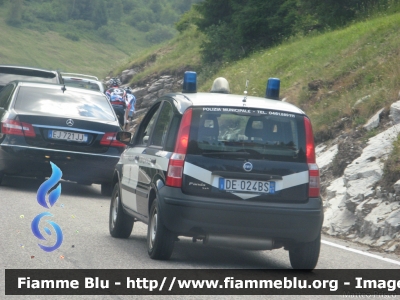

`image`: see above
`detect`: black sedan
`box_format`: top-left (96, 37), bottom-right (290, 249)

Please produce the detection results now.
top-left (0, 81), bottom-right (125, 195)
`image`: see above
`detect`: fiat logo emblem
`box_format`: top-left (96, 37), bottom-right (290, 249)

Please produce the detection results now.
top-left (66, 119), bottom-right (74, 126)
top-left (243, 162), bottom-right (253, 172)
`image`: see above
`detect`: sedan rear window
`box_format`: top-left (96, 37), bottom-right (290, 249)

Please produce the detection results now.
top-left (63, 78), bottom-right (101, 92)
top-left (14, 86), bottom-right (116, 121)
top-left (187, 107), bottom-right (306, 162)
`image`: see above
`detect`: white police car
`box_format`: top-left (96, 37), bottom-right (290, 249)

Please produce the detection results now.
top-left (109, 72), bottom-right (323, 270)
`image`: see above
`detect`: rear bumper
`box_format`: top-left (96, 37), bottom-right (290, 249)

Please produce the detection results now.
top-left (0, 144), bottom-right (119, 183)
top-left (158, 186), bottom-right (323, 244)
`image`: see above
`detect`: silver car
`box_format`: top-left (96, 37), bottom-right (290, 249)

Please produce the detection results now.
top-left (61, 73), bottom-right (105, 93)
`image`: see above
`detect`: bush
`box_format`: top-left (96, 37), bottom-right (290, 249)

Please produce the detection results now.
top-left (98, 26), bottom-right (116, 42)
top-left (175, 9), bottom-right (200, 33)
top-left (200, 22), bottom-right (243, 63)
top-left (136, 21), bottom-right (152, 32)
top-left (145, 25), bottom-right (176, 43)
top-left (70, 20), bottom-right (94, 30)
top-left (62, 32), bottom-right (80, 41)
top-left (22, 10), bottom-right (36, 23)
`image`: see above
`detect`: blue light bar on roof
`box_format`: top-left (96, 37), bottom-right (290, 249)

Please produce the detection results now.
top-left (265, 78), bottom-right (280, 100)
top-left (182, 71), bottom-right (197, 93)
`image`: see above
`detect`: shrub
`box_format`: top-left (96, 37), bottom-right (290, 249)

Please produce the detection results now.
top-left (62, 32), bottom-right (80, 41)
top-left (145, 25), bottom-right (176, 43)
top-left (98, 26), bottom-right (116, 42)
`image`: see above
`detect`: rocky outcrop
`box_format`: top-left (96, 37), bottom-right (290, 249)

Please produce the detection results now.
top-left (389, 100), bottom-right (400, 125)
top-left (320, 123), bottom-right (400, 251)
top-left (363, 108), bottom-right (384, 131)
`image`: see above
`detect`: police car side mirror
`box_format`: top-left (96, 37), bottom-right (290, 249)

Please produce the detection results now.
top-left (116, 131), bottom-right (132, 144)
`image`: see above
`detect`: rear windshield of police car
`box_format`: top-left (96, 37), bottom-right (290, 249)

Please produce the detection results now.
top-left (14, 86), bottom-right (116, 121)
top-left (187, 107), bottom-right (307, 163)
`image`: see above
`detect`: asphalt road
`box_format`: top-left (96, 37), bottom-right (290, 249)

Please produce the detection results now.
top-left (1, 175), bottom-right (399, 300)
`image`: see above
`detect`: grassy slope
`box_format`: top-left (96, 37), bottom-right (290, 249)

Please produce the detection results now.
top-left (112, 26), bottom-right (204, 81)
top-left (0, 18), bottom-right (143, 79)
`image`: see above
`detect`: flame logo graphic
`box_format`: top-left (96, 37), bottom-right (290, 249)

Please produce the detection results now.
top-left (32, 161), bottom-right (63, 252)
top-left (37, 162), bottom-right (62, 209)
top-left (31, 212), bottom-right (63, 252)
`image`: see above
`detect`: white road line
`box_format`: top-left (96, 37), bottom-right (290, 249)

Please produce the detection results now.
top-left (322, 240), bottom-right (400, 266)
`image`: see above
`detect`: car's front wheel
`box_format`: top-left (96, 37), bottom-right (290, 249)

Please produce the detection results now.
top-left (289, 233), bottom-right (321, 270)
top-left (109, 182), bottom-right (134, 238)
top-left (147, 198), bottom-right (175, 260)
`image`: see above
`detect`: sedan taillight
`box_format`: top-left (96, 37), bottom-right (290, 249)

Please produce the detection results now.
top-left (100, 132), bottom-right (126, 147)
top-left (1, 120), bottom-right (36, 137)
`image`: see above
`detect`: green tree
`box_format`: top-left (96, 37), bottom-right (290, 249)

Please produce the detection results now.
top-left (159, 7), bottom-right (178, 25)
top-left (194, 0), bottom-right (297, 62)
top-left (109, 0), bottom-right (123, 23)
top-left (121, 0), bottom-right (136, 13)
top-left (175, 8), bottom-right (201, 33)
top-left (93, 0), bottom-right (108, 29)
top-left (129, 7), bottom-right (154, 26)
top-left (7, 0), bottom-right (23, 26)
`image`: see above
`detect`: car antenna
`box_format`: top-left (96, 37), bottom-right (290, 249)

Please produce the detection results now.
top-left (61, 84), bottom-right (66, 93)
top-left (242, 79), bottom-right (249, 105)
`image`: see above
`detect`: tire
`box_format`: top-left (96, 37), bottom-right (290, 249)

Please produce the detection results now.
top-left (147, 198), bottom-right (175, 260)
top-left (289, 233), bottom-right (321, 270)
top-left (109, 182), bottom-right (134, 238)
top-left (101, 182), bottom-right (113, 196)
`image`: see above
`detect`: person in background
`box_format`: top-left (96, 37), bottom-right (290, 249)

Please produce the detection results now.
top-left (105, 78), bottom-right (127, 127)
top-left (124, 86), bottom-right (136, 131)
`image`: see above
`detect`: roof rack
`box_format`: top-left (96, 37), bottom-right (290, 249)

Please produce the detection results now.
top-left (61, 73), bottom-right (98, 81)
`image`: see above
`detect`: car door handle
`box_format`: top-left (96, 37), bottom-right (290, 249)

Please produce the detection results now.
top-left (151, 159), bottom-right (156, 164)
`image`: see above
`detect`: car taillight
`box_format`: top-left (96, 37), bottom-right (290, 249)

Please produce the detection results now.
top-left (100, 132), bottom-right (126, 147)
top-left (304, 117), bottom-right (320, 197)
top-left (1, 120), bottom-right (36, 137)
top-left (166, 108), bottom-right (192, 187)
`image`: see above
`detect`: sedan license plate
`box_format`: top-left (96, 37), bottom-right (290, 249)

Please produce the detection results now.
top-left (219, 178), bottom-right (275, 194)
top-left (48, 130), bottom-right (88, 142)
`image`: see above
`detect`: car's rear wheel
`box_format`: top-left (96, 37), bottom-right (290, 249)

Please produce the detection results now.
top-left (109, 182), bottom-right (134, 238)
top-left (147, 198), bottom-right (175, 260)
top-left (289, 233), bottom-right (321, 270)
top-left (101, 182), bottom-right (113, 196)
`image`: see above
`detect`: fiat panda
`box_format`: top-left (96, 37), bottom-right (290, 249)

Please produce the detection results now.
top-left (109, 72), bottom-right (323, 270)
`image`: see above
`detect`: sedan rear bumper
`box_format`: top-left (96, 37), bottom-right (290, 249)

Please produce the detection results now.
top-left (0, 144), bottom-right (120, 184)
